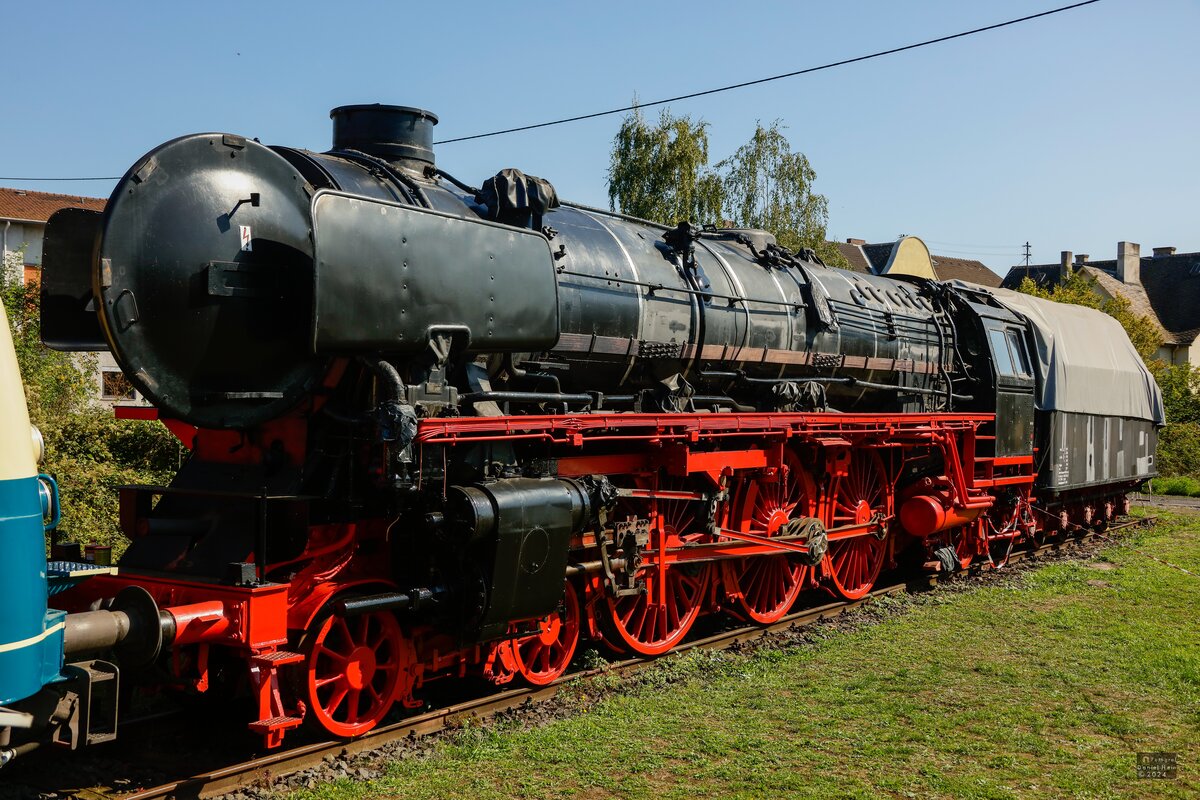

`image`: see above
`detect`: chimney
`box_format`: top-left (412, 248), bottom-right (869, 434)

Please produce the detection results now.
top-left (329, 103), bottom-right (438, 168)
top-left (1060, 250), bottom-right (1073, 282)
top-left (845, 238), bottom-right (866, 245)
top-left (1117, 241), bottom-right (1141, 284)
top-left (1153, 246), bottom-right (1177, 257)
top-left (1074, 253), bottom-right (1090, 266)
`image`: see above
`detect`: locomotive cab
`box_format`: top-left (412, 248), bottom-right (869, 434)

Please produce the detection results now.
top-left (981, 319), bottom-right (1035, 458)
top-left (945, 285), bottom-right (1035, 459)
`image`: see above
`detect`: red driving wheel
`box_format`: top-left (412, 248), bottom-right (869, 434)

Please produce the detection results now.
top-left (302, 609), bottom-right (413, 738)
top-left (725, 448), bottom-right (817, 623)
top-left (825, 450), bottom-right (889, 600)
top-left (602, 476), bottom-right (711, 656)
top-left (510, 581), bottom-right (582, 685)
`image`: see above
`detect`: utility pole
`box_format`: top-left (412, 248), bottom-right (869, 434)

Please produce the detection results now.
top-left (1022, 242), bottom-right (1032, 267)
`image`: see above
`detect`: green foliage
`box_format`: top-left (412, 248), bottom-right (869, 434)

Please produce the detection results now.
top-left (607, 106), bottom-right (724, 227)
top-left (1155, 423), bottom-right (1200, 480)
top-left (41, 413), bottom-right (180, 552)
top-left (716, 120), bottom-right (845, 267)
top-left (1154, 362), bottom-right (1200, 425)
top-left (1148, 475), bottom-right (1200, 497)
top-left (607, 109), bottom-right (848, 269)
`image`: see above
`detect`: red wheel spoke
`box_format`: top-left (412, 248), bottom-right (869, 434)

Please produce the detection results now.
top-left (335, 617), bottom-right (353, 646)
top-left (319, 644), bottom-right (348, 664)
top-left (315, 673), bottom-right (344, 690)
top-left (344, 690), bottom-right (361, 724)
top-left (326, 684), bottom-right (349, 715)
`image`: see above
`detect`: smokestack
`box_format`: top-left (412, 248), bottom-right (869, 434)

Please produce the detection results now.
top-left (1153, 246), bottom-right (1177, 257)
top-left (1060, 250), bottom-right (1073, 282)
top-left (1117, 241), bottom-right (1141, 284)
top-left (845, 238), bottom-right (866, 245)
top-left (330, 104), bottom-right (438, 169)
top-left (1074, 254), bottom-right (1090, 266)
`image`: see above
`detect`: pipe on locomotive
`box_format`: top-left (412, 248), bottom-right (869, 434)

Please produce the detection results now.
top-left (60, 587), bottom-right (245, 665)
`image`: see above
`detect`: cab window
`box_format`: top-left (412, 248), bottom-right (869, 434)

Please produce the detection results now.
top-left (1006, 330), bottom-right (1031, 376)
top-left (988, 328), bottom-right (1016, 376)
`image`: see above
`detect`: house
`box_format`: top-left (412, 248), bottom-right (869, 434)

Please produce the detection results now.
top-left (1001, 242), bottom-right (1200, 366)
top-left (828, 237), bottom-right (1003, 287)
top-left (1, 186), bottom-right (148, 407)
top-left (1, 187), bottom-right (106, 284)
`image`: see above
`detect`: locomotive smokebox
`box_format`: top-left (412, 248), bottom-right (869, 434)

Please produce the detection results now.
top-left (330, 104), bottom-right (438, 167)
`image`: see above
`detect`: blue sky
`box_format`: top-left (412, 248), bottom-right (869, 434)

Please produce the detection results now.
top-left (4, 0), bottom-right (1196, 275)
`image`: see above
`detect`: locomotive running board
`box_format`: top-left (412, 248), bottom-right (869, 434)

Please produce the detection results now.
top-left (309, 190), bottom-right (559, 355)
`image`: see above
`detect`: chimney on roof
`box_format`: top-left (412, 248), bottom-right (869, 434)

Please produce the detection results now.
top-left (1117, 241), bottom-right (1141, 284)
top-left (1060, 251), bottom-right (1073, 282)
top-left (1153, 246), bottom-right (1177, 257)
top-left (1074, 254), bottom-right (1090, 266)
top-left (845, 238), bottom-right (866, 245)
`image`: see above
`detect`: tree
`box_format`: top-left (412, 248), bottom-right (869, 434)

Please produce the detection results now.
top-left (607, 110), bottom-right (847, 268)
top-left (607, 106), bottom-right (724, 226)
top-left (716, 120), bottom-right (843, 266)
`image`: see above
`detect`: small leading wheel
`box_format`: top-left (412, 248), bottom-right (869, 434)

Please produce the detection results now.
top-left (825, 450), bottom-right (889, 600)
top-left (302, 608), bottom-right (413, 738)
top-left (509, 581), bottom-right (582, 686)
top-left (602, 476), bottom-right (710, 656)
top-left (726, 448), bottom-right (817, 623)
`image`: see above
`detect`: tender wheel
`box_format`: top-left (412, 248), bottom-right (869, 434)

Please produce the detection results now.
top-left (509, 581), bottom-right (582, 686)
top-left (825, 450), bottom-right (889, 600)
top-left (602, 476), bottom-right (710, 656)
top-left (302, 609), bottom-right (413, 738)
top-left (725, 448), bottom-right (817, 623)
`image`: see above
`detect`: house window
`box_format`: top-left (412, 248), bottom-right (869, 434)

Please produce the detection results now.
top-left (101, 371), bottom-right (136, 400)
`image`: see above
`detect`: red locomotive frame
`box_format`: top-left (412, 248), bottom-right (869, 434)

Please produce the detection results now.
top-left (62, 406), bottom-right (1130, 748)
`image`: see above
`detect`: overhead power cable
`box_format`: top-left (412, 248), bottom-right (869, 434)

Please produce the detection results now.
top-left (0, 1), bottom-right (1101, 181)
top-left (0, 175), bottom-right (121, 181)
top-left (434, 0), bottom-right (1101, 145)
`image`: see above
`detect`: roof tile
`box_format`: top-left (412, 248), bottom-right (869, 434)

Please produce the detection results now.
top-left (0, 186), bottom-right (106, 222)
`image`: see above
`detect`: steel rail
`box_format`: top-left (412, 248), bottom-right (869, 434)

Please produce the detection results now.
top-left (115, 515), bottom-right (1153, 799)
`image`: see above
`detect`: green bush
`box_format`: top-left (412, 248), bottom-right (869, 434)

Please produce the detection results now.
top-left (1156, 422), bottom-right (1200, 479)
top-left (40, 412), bottom-right (182, 555)
top-left (1148, 475), bottom-right (1200, 497)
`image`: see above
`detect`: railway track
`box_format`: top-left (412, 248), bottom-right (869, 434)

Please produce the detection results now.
top-left (25, 516), bottom-right (1158, 800)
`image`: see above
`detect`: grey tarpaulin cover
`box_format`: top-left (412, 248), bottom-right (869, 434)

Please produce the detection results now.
top-left (972, 285), bottom-right (1165, 424)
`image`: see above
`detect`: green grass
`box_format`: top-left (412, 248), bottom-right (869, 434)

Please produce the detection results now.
top-left (283, 513), bottom-right (1200, 799)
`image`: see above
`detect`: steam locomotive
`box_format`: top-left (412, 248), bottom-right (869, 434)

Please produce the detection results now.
top-left (0, 104), bottom-right (1162, 760)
